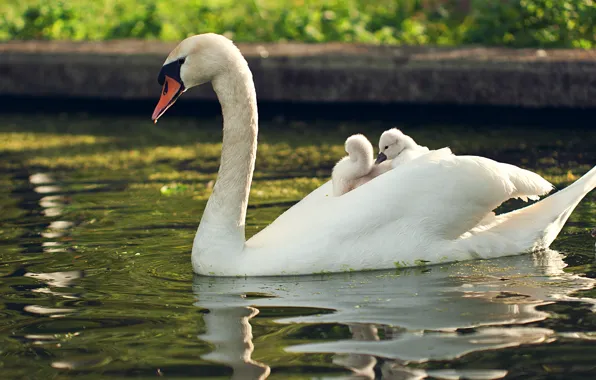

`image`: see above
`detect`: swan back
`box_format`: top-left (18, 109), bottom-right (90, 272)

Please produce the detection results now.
top-left (332, 134), bottom-right (374, 196)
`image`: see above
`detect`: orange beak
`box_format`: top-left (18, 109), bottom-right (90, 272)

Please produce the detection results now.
top-left (151, 75), bottom-right (184, 123)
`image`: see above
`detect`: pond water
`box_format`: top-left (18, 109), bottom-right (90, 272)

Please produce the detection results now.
top-left (0, 113), bottom-right (595, 379)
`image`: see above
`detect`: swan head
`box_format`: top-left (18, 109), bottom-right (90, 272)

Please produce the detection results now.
top-left (591, 227), bottom-right (596, 238)
top-left (344, 134), bottom-right (374, 162)
top-left (376, 128), bottom-right (412, 164)
top-left (152, 33), bottom-right (244, 122)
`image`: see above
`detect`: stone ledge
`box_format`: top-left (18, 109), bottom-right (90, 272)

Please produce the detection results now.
top-left (1, 40), bottom-right (596, 108)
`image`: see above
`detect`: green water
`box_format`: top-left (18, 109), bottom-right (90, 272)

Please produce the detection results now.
top-left (0, 114), bottom-right (595, 379)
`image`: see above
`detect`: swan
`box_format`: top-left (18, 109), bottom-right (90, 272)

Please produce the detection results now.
top-left (331, 134), bottom-right (391, 196)
top-left (375, 128), bottom-right (432, 167)
top-left (151, 33), bottom-right (596, 277)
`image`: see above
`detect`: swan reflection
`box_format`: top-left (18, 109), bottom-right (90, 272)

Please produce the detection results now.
top-left (192, 250), bottom-right (594, 379)
top-left (199, 306), bottom-right (270, 379)
top-left (331, 324), bottom-right (379, 379)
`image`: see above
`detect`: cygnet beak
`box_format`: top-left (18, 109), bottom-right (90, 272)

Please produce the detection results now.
top-left (375, 152), bottom-right (387, 165)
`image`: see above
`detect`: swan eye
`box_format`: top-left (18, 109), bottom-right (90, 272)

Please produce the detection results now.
top-left (384, 145), bottom-right (389, 150)
top-left (178, 57), bottom-right (186, 65)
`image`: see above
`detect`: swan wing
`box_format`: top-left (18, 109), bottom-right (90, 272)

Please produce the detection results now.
top-left (455, 165), bottom-right (596, 258)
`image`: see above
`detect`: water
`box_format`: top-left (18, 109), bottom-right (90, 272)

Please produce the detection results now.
top-left (1, 114), bottom-right (595, 379)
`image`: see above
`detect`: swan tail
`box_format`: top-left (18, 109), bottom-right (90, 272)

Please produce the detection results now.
top-left (458, 166), bottom-right (596, 258)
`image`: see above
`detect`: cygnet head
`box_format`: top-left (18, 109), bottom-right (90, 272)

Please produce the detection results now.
top-left (152, 33), bottom-right (246, 122)
top-left (345, 134), bottom-right (374, 163)
top-left (376, 128), bottom-right (415, 164)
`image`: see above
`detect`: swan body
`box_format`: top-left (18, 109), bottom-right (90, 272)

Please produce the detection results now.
top-left (376, 128), bottom-right (432, 167)
top-left (151, 33), bottom-right (596, 277)
top-left (332, 134), bottom-right (389, 196)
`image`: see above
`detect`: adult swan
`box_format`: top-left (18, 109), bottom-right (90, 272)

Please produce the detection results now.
top-left (151, 33), bottom-right (596, 277)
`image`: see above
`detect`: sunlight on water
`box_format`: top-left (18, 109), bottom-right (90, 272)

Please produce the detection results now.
top-left (0, 115), bottom-right (595, 379)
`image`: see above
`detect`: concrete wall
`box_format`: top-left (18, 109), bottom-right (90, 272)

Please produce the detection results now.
top-left (1, 40), bottom-right (596, 108)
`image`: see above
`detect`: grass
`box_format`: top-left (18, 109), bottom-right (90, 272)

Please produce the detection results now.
top-left (1, 0), bottom-right (595, 48)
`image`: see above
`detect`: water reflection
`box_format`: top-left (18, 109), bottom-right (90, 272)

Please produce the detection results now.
top-left (30, 172), bottom-right (75, 254)
top-left (332, 324), bottom-right (378, 379)
top-left (192, 250), bottom-right (595, 379)
top-left (200, 306), bottom-right (270, 379)
top-left (24, 270), bottom-right (83, 300)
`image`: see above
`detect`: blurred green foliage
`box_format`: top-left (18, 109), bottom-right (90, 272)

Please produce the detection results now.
top-left (0, 0), bottom-right (594, 48)
top-left (467, 0), bottom-right (596, 48)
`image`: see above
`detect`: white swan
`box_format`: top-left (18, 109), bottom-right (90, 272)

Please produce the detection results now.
top-left (151, 33), bottom-right (596, 277)
top-left (332, 134), bottom-right (391, 196)
top-left (375, 128), bottom-right (432, 167)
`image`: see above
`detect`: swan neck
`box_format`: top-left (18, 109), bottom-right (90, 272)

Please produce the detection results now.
top-left (194, 60), bottom-right (258, 266)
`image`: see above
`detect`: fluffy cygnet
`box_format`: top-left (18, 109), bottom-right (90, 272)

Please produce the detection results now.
top-left (332, 134), bottom-right (388, 196)
top-left (376, 128), bottom-right (430, 168)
